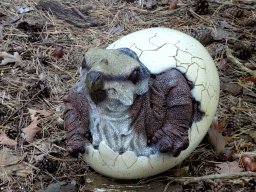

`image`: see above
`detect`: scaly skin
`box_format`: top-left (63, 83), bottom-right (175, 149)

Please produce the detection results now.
top-left (64, 48), bottom-right (204, 158)
top-left (63, 86), bottom-right (91, 157)
top-left (64, 68), bottom-right (200, 157)
top-left (132, 69), bottom-right (193, 157)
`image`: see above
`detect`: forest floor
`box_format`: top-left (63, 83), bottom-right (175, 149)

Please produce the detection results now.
top-left (0, 0), bottom-right (256, 191)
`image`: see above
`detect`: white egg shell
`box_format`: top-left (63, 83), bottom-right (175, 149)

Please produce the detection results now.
top-left (83, 27), bottom-right (220, 179)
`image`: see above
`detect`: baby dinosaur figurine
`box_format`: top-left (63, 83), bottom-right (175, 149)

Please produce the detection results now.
top-left (64, 47), bottom-right (204, 158)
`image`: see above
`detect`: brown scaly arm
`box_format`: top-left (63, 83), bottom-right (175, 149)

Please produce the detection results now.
top-left (63, 87), bottom-right (91, 157)
top-left (151, 69), bottom-right (193, 157)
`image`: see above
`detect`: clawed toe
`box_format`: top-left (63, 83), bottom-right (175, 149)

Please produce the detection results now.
top-left (172, 137), bottom-right (190, 157)
top-left (68, 146), bottom-right (86, 158)
top-left (158, 139), bottom-right (172, 153)
top-left (153, 128), bottom-right (189, 157)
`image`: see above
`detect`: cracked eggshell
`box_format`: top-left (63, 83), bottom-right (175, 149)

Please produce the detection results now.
top-left (83, 27), bottom-right (220, 179)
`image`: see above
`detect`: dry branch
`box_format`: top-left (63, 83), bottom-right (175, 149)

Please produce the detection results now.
top-left (225, 46), bottom-right (256, 76)
top-left (167, 172), bottom-right (256, 185)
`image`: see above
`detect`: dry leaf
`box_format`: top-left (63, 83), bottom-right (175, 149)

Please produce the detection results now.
top-left (21, 119), bottom-right (42, 143)
top-left (208, 116), bottom-right (233, 154)
top-left (0, 132), bottom-right (17, 146)
top-left (28, 108), bottom-right (38, 121)
top-left (16, 166), bottom-right (33, 177)
top-left (245, 77), bottom-right (256, 83)
top-left (241, 155), bottom-right (256, 172)
top-left (0, 148), bottom-right (31, 181)
top-left (28, 108), bottom-right (51, 121)
top-left (217, 161), bottom-right (243, 174)
top-left (0, 148), bottom-right (23, 166)
top-left (37, 109), bottom-right (51, 117)
top-left (0, 52), bottom-right (23, 65)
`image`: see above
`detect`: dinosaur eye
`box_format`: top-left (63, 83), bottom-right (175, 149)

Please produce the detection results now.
top-left (128, 69), bottom-right (140, 85)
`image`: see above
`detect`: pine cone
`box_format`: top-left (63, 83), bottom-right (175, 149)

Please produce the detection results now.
top-left (224, 6), bottom-right (244, 18)
top-left (241, 17), bottom-right (256, 27)
top-left (38, 157), bottom-right (56, 173)
top-left (193, 0), bottom-right (209, 15)
top-left (191, 26), bottom-right (213, 46)
top-left (248, 42), bottom-right (256, 53)
top-left (233, 42), bottom-right (251, 60)
top-left (6, 129), bottom-right (18, 140)
top-left (248, 178), bottom-right (256, 190)
top-left (251, 42), bottom-right (256, 52)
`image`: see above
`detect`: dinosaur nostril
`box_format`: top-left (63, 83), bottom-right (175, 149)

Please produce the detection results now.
top-left (86, 71), bottom-right (103, 87)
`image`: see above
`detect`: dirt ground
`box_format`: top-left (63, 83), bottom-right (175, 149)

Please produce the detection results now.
top-left (0, 0), bottom-right (256, 191)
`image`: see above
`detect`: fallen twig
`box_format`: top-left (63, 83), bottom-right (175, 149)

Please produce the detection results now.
top-left (0, 14), bottom-right (24, 39)
top-left (209, 0), bottom-right (256, 10)
top-left (189, 8), bottom-right (209, 23)
top-left (3, 14), bottom-right (24, 26)
top-left (167, 172), bottom-right (256, 185)
top-left (234, 152), bottom-right (256, 158)
top-left (66, 3), bottom-right (89, 21)
top-left (157, 3), bottom-right (192, 16)
top-left (225, 46), bottom-right (256, 76)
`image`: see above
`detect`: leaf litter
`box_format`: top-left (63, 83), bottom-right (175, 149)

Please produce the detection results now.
top-left (0, 148), bottom-right (32, 181)
top-left (21, 119), bottom-right (42, 143)
top-left (21, 108), bottom-right (51, 143)
top-left (0, 52), bottom-right (23, 66)
top-left (0, 132), bottom-right (17, 146)
top-left (208, 116), bottom-right (233, 154)
top-left (216, 161), bottom-right (243, 174)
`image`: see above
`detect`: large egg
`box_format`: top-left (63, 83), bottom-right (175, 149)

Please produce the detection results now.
top-left (83, 27), bottom-right (220, 179)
